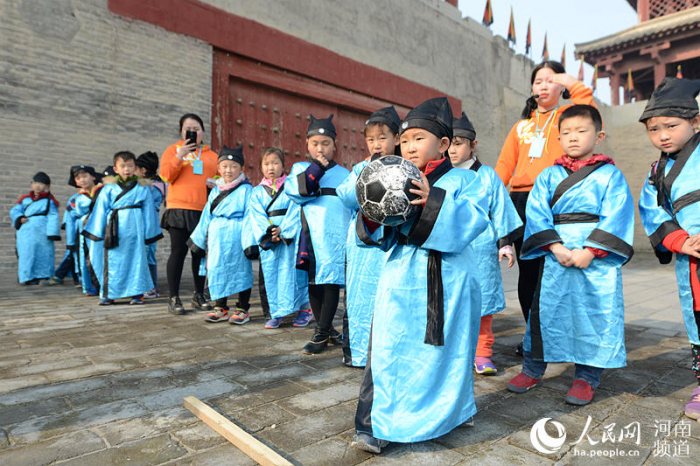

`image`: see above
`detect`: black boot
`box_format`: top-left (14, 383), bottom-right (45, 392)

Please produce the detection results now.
top-left (329, 327), bottom-right (343, 346)
top-left (169, 296), bottom-right (185, 315)
top-left (192, 292), bottom-right (213, 311)
top-left (303, 331), bottom-right (329, 355)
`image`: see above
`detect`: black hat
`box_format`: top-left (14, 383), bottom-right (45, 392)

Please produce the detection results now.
top-left (400, 97), bottom-right (453, 140)
top-left (103, 166), bottom-right (116, 177)
top-left (33, 171), bottom-right (51, 185)
top-left (453, 112), bottom-right (476, 140)
top-left (136, 151), bottom-right (159, 176)
top-left (68, 165), bottom-right (100, 187)
top-left (307, 114), bottom-right (337, 140)
top-left (218, 145), bottom-right (244, 165)
top-left (639, 78), bottom-right (700, 122)
top-left (365, 106), bottom-right (401, 135)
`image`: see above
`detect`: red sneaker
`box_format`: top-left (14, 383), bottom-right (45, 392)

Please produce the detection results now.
top-left (507, 372), bottom-right (542, 394)
top-left (565, 379), bottom-right (595, 405)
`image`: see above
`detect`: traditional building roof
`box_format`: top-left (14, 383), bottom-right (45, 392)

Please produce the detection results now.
top-left (575, 6), bottom-right (700, 59)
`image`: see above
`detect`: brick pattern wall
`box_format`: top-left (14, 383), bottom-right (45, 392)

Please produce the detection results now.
top-left (0, 0), bottom-right (212, 275)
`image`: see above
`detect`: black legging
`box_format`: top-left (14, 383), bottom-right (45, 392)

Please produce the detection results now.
top-left (214, 288), bottom-right (251, 310)
top-left (167, 227), bottom-right (205, 297)
top-left (510, 191), bottom-right (544, 323)
top-left (309, 284), bottom-right (340, 336)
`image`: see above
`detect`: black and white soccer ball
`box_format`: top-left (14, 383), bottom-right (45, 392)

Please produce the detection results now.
top-left (356, 155), bottom-right (421, 226)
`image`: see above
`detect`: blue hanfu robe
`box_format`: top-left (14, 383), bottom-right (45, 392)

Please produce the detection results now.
top-left (354, 160), bottom-right (489, 443)
top-left (62, 193), bottom-right (81, 277)
top-left (189, 182), bottom-right (254, 301)
top-left (82, 179), bottom-right (163, 299)
top-left (145, 183), bottom-right (164, 268)
top-left (336, 159), bottom-right (387, 367)
top-left (285, 160), bottom-right (351, 285)
top-left (639, 132), bottom-right (700, 345)
top-left (10, 194), bottom-right (61, 283)
top-left (247, 183), bottom-right (309, 318)
top-left (521, 161), bottom-right (634, 369)
top-left (73, 190), bottom-right (99, 295)
top-left (463, 160), bottom-right (522, 316)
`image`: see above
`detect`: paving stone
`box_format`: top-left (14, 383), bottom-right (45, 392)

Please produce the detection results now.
top-left (361, 440), bottom-right (465, 465)
top-left (210, 380), bottom-right (308, 414)
top-left (276, 381), bottom-right (360, 416)
top-left (230, 402), bottom-right (298, 433)
top-left (455, 439), bottom-right (550, 465)
top-left (93, 407), bottom-right (198, 447)
top-left (292, 437), bottom-right (372, 466)
top-left (0, 377), bottom-right (109, 405)
top-left (0, 429), bottom-right (106, 466)
top-left (0, 395), bottom-right (72, 426)
top-left (56, 433), bottom-right (187, 466)
top-left (0, 374), bottom-right (49, 394)
top-left (139, 379), bottom-right (246, 411)
top-left (171, 422), bottom-right (228, 451)
top-left (436, 411), bottom-right (524, 456)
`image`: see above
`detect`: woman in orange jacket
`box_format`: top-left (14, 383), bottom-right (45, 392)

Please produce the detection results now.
top-left (160, 113), bottom-right (219, 314)
top-left (495, 61), bottom-right (594, 352)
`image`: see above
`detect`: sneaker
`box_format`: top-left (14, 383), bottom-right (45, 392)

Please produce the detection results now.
top-left (168, 296), bottom-right (186, 315)
top-left (264, 318), bottom-right (282, 329)
top-left (191, 292), bottom-right (213, 312)
top-left (99, 298), bottom-right (115, 306)
top-left (351, 432), bottom-right (389, 454)
top-left (143, 289), bottom-right (160, 299)
top-left (474, 356), bottom-right (498, 375)
top-left (129, 296), bottom-right (144, 305)
top-left (206, 307), bottom-right (230, 323)
top-left (303, 332), bottom-right (329, 354)
top-left (292, 309), bottom-right (314, 328)
top-left (565, 379), bottom-right (595, 406)
top-left (507, 372), bottom-right (542, 394)
top-left (85, 291), bottom-right (98, 297)
top-left (228, 310), bottom-right (250, 325)
top-left (684, 386), bottom-right (700, 420)
top-left (329, 327), bottom-right (343, 346)
top-left (45, 276), bottom-right (63, 286)
top-left (461, 416), bottom-right (475, 427)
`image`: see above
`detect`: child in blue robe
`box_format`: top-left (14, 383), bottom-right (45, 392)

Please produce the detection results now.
top-left (336, 106), bottom-right (400, 368)
top-left (449, 112), bottom-right (522, 375)
top-left (136, 151), bottom-right (166, 299)
top-left (247, 147), bottom-right (311, 329)
top-left (10, 172), bottom-right (61, 285)
top-left (507, 105), bottom-right (634, 406)
top-left (82, 153), bottom-right (163, 304)
top-left (51, 184), bottom-right (80, 286)
top-left (352, 97), bottom-right (489, 453)
top-left (189, 145), bottom-right (254, 324)
top-left (637, 78), bottom-right (700, 420)
top-left (285, 114), bottom-right (351, 354)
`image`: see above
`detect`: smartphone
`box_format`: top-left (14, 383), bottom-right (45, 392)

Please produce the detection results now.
top-left (185, 130), bottom-right (198, 146)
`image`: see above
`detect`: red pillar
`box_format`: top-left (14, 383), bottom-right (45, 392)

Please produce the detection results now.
top-left (654, 62), bottom-right (666, 87)
top-left (610, 72), bottom-right (621, 106)
top-left (638, 0), bottom-right (649, 21)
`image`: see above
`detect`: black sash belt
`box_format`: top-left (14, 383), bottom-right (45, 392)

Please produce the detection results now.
top-left (553, 213), bottom-right (600, 225)
top-left (672, 189), bottom-right (700, 215)
top-left (105, 205), bottom-right (141, 249)
top-left (320, 188), bottom-right (337, 196)
top-left (267, 209), bottom-right (288, 217)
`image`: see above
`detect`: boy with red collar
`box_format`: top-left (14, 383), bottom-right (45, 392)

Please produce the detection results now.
top-left (10, 172), bottom-right (61, 285)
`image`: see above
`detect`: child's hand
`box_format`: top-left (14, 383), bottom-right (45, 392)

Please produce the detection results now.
top-left (498, 245), bottom-right (515, 268)
top-left (570, 248), bottom-right (595, 269)
top-left (20, 217), bottom-right (28, 224)
top-left (270, 226), bottom-right (281, 242)
top-left (686, 234), bottom-right (700, 252)
top-left (680, 238), bottom-right (700, 259)
top-left (312, 154), bottom-right (330, 168)
top-left (550, 242), bottom-right (574, 267)
top-left (409, 173), bottom-right (430, 206)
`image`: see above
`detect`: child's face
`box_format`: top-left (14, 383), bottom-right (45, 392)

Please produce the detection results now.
top-left (114, 158), bottom-right (136, 179)
top-left (74, 171), bottom-right (96, 189)
top-left (219, 160), bottom-right (242, 183)
top-left (400, 128), bottom-right (449, 170)
top-left (134, 166), bottom-right (146, 178)
top-left (31, 181), bottom-right (48, 194)
top-left (261, 153), bottom-right (284, 180)
top-left (532, 67), bottom-right (564, 110)
top-left (448, 136), bottom-right (476, 165)
top-left (558, 115), bottom-right (605, 159)
top-left (645, 116), bottom-right (699, 154)
top-left (307, 135), bottom-right (335, 161)
top-left (364, 124), bottom-right (399, 157)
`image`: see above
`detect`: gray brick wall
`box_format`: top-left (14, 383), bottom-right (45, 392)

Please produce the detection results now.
top-left (0, 0), bottom-right (212, 275)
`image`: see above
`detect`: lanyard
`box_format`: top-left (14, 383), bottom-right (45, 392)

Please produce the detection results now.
top-left (534, 108), bottom-right (557, 137)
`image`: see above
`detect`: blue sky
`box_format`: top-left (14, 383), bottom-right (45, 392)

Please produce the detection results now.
top-left (458, 0), bottom-right (638, 104)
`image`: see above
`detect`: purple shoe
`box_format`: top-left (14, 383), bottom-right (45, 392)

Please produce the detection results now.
top-left (685, 386), bottom-right (700, 420)
top-left (474, 357), bottom-right (498, 375)
top-left (292, 309), bottom-right (314, 328)
top-left (264, 318), bottom-right (282, 329)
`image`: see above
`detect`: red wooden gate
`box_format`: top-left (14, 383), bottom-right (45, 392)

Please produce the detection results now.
top-left (212, 50), bottom-right (409, 183)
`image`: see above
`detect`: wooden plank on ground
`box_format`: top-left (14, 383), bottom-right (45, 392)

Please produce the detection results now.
top-left (184, 395), bottom-right (294, 466)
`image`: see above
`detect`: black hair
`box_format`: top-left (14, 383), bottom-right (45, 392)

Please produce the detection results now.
top-left (520, 61), bottom-right (572, 119)
top-left (259, 147), bottom-right (285, 170)
top-left (363, 121), bottom-right (399, 137)
top-left (559, 105), bottom-right (603, 132)
top-left (178, 113), bottom-right (205, 132)
top-left (113, 151), bottom-right (137, 165)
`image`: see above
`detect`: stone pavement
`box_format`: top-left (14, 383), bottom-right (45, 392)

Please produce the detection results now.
top-left (0, 255), bottom-right (698, 465)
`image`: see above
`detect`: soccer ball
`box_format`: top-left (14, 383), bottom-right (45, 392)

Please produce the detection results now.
top-left (356, 155), bottom-right (421, 226)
